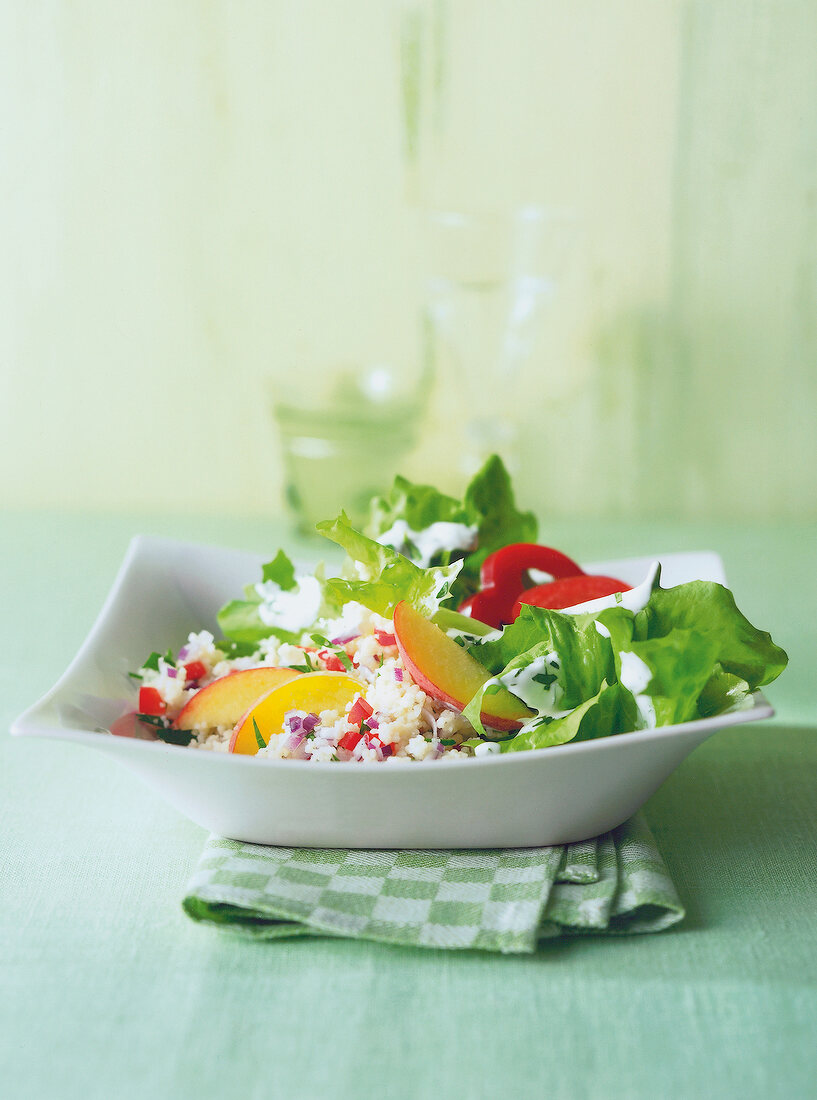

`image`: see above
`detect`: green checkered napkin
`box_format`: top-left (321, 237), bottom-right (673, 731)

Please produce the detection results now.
top-left (182, 813), bottom-right (684, 952)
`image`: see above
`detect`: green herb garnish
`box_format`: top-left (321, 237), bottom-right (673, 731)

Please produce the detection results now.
top-left (135, 713), bottom-right (193, 746)
top-left (287, 651), bottom-right (316, 674)
top-left (310, 634), bottom-right (354, 672)
top-left (132, 649), bottom-right (177, 679)
top-left (252, 717), bottom-right (266, 750)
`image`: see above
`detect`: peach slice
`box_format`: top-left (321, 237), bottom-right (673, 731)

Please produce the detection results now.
top-left (393, 600), bottom-right (532, 732)
top-left (175, 666), bottom-right (301, 732)
top-left (230, 671), bottom-right (362, 755)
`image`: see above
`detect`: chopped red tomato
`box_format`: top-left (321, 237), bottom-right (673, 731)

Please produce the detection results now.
top-left (138, 686), bottom-right (166, 716)
top-left (183, 660), bottom-right (207, 682)
top-left (318, 650), bottom-right (346, 673)
top-left (374, 630), bottom-right (396, 647)
top-left (348, 697), bottom-right (374, 726)
top-left (338, 728), bottom-right (363, 752)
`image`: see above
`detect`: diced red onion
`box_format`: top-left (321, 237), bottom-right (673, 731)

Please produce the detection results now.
top-left (283, 709), bottom-right (322, 751)
top-left (421, 707), bottom-right (438, 738)
top-left (284, 711), bottom-right (303, 734)
top-left (178, 645), bottom-right (190, 661)
top-left (287, 730), bottom-right (306, 751)
top-left (394, 668), bottom-right (404, 682)
top-left (330, 632), bottom-right (359, 645)
top-left (166, 668), bottom-right (177, 679)
top-left (366, 717), bottom-right (379, 729)
top-left (284, 711), bottom-right (307, 749)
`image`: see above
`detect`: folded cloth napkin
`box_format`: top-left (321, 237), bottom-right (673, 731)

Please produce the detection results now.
top-left (182, 813), bottom-right (684, 953)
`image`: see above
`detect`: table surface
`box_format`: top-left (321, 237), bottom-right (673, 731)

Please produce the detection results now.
top-left (2, 510), bottom-right (816, 1100)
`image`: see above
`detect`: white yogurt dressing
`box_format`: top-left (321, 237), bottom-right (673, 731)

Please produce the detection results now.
top-left (254, 575), bottom-right (323, 633)
top-left (474, 741), bottom-right (500, 758)
top-left (376, 520), bottom-right (478, 568)
top-left (618, 649), bottom-right (656, 728)
top-left (564, 561), bottom-right (662, 617)
top-left (498, 652), bottom-right (565, 716)
top-left (319, 600), bottom-right (368, 641)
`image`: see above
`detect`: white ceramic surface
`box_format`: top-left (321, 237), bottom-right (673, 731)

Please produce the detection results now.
top-left (11, 537), bottom-right (774, 848)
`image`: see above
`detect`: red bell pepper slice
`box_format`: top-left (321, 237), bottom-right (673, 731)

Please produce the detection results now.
top-left (481, 543), bottom-right (584, 590)
top-left (513, 574), bottom-right (631, 615)
top-left (459, 543), bottom-right (585, 628)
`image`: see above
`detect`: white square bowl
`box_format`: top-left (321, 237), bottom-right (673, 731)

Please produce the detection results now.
top-left (11, 537), bottom-right (774, 848)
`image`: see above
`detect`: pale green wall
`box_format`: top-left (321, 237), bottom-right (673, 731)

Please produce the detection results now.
top-left (2, 2), bottom-right (815, 520)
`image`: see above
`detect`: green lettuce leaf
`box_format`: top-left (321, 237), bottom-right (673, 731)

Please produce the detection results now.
top-left (460, 454), bottom-right (537, 596)
top-left (598, 606), bottom-right (720, 728)
top-left (366, 454), bottom-right (537, 605)
top-left (367, 479), bottom-right (465, 537)
top-left (316, 512), bottom-right (462, 618)
top-left (696, 664), bottom-right (753, 718)
top-left (463, 606), bottom-right (613, 737)
top-left (469, 603), bottom-right (613, 690)
top-left (431, 606), bottom-right (496, 640)
top-left (217, 587), bottom-right (299, 647)
top-left (631, 580), bottom-right (788, 689)
top-left (596, 579), bottom-right (787, 729)
top-left (464, 573), bottom-right (787, 751)
top-left (501, 682), bottom-right (632, 752)
top-left (261, 549), bottom-right (297, 591)
top-left (216, 552), bottom-right (328, 646)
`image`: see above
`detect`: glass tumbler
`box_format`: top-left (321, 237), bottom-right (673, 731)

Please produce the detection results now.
top-left (420, 205), bottom-right (573, 482)
top-left (271, 352), bottom-right (429, 535)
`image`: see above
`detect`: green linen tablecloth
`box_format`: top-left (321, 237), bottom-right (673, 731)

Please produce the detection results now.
top-left (2, 512), bottom-right (816, 1100)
